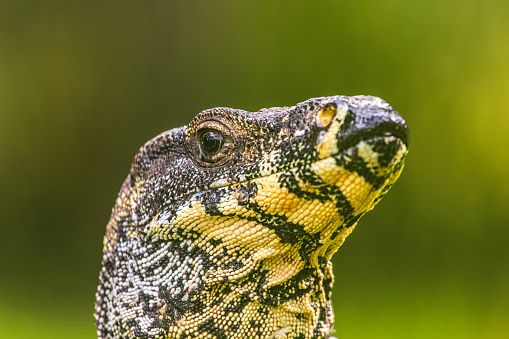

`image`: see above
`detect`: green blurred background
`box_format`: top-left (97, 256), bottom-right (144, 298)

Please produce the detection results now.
top-left (1, 1), bottom-right (508, 338)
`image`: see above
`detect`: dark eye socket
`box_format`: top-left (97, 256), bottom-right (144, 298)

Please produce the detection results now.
top-left (200, 130), bottom-right (223, 154)
top-left (192, 121), bottom-right (235, 167)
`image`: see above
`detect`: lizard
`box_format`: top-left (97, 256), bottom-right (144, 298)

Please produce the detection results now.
top-left (95, 95), bottom-right (409, 339)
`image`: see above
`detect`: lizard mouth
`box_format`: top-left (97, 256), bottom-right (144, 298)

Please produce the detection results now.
top-left (336, 115), bottom-right (409, 153)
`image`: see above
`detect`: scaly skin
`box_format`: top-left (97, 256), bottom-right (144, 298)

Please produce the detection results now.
top-left (95, 95), bottom-right (409, 339)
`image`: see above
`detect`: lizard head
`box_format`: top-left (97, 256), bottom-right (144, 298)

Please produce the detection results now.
top-left (130, 95), bottom-right (408, 281)
top-left (96, 95), bottom-right (408, 338)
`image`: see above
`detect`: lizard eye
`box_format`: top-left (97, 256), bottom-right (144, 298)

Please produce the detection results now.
top-left (200, 130), bottom-right (223, 154)
top-left (192, 122), bottom-right (236, 167)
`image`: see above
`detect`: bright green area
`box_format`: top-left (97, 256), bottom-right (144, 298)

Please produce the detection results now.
top-left (1, 0), bottom-right (508, 338)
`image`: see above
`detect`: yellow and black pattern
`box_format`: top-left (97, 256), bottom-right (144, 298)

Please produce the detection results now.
top-left (95, 95), bottom-right (409, 339)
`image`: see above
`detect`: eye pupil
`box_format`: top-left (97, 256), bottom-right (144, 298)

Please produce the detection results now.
top-left (201, 131), bottom-right (222, 154)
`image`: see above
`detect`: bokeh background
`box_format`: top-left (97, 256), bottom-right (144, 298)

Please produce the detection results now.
top-left (1, 1), bottom-right (508, 338)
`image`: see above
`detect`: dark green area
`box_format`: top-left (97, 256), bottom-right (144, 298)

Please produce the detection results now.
top-left (1, 1), bottom-right (508, 338)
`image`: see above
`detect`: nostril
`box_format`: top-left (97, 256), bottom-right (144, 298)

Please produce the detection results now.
top-left (315, 103), bottom-right (337, 128)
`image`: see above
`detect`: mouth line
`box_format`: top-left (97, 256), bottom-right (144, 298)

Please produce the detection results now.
top-left (337, 132), bottom-right (407, 154)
